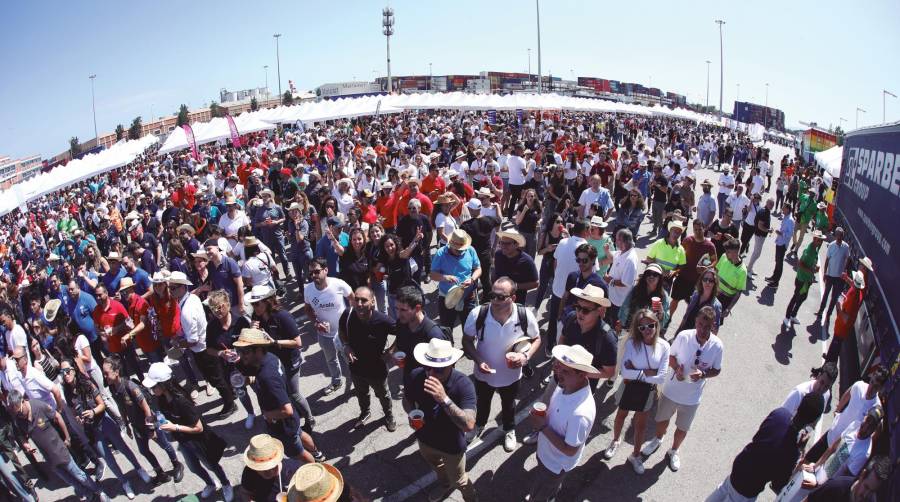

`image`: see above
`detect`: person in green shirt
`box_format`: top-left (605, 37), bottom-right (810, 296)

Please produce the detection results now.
top-left (644, 221), bottom-right (687, 291)
top-left (783, 231), bottom-right (825, 327)
top-left (790, 187), bottom-right (818, 256)
top-left (715, 237), bottom-right (747, 322)
top-left (814, 204), bottom-right (830, 233)
top-left (587, 216), bottom-right (614, 276)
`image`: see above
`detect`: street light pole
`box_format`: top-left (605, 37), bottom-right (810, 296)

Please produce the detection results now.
top-left (264, 65), bottom-right (269, 95)
top-left (715, 19), bottom-right (725, 116)
top-left (705, 60), bottom-right (711, 109)
top-left (89, 74), bottom-right (98, 142)
top-left (273, 34), bottom-right (282, 98)
top-left (382, 7), bottom-right (394, 94)
top-left (856, 107), bottom-right (866, 129)
top-left (736, 83), bottom-right (740, 103)
top-left (765, 82), bottom-right (769, 108)
top-left (528, 48), bottom-right (531, 87)
top-left (883, 89), bottom-right (896, 123)
top-left (536, 0), bottom-right (542, 94)
top-left (429, 62), bottom-right (432, 91)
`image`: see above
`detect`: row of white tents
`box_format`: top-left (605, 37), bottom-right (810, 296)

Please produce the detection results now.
top-left (815, 144), bottom-right (843, 187)
top-left (0, 135), bottom-right (159, 216)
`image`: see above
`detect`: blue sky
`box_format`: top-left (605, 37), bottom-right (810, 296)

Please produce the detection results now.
top-left (2, 0), bottom-right (898, 160)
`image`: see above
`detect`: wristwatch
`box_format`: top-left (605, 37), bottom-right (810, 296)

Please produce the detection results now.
top-left (442, 396), bottom-right (452, 406)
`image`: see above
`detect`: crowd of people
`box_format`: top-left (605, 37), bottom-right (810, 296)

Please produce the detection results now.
top-left (0, 107), bottom-right (890, 502)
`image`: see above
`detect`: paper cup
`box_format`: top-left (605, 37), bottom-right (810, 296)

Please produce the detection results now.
top-left (531, 402), bottom-right (547, 417)
top-left (394, 351), bottom-right (406, 368)
top-left (651, 296), bottom-right (661, 311)
top-left (409, 409), bottom-right (424, 430)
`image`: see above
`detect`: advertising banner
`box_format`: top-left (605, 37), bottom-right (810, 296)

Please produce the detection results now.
top-left (838, 123), bottom-right (900, 485)
top-left (487, 109), bottom-right (497, 125)
top-left (225, 115), bottom-right (241, 148)
top-left (182, 124), bottom-right (199, 161)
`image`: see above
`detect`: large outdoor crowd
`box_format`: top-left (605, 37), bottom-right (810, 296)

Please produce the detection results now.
top-left (0, 108), bottom-right (891, 502)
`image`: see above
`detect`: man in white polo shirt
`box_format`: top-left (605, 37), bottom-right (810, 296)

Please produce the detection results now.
top-left (641, 306), bottom-right (722, 472)
top-left (463, 277), bottom-right (540, 451)
top-left (717, 166), bottom-right (736, 219)
top-left (506, 144), bottom-right (528, 218)
top-left (304, 257), bottom-right (355, 395)
top-left (605, 228), bottom-right (639, 327)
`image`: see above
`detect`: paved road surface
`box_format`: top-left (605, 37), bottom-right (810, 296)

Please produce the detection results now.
top-left (33, 143), bottom-right (835, 502)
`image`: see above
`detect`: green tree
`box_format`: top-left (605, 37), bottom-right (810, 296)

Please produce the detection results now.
top-left (176, 104), bottom-right (189, 127)
top-left (250, 97), bottom-right (259, 112)
top-left (209, 102), bottom-right (225, 118)
top-left (128, 116), bottom-right (143, 140)
top-left (282, 91), bottom-right (293, 106)
top-left (834, 126), bottom-right (845, 146)
top-left (69, 137), bottom-right (81, 157)
top-left (115, 124), bottom-right (125, 141)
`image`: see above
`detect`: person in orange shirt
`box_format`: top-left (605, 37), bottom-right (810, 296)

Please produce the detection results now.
top-left (446, 172), bottom-right (474, 218)
top-left (374, 139), bottom-right (388, 158)
top-left (825, 268), bottom-right (868, 363)
top-left (421, 164), bottom-right (447, 201)
top-left (392, 179), bottom-right (434, 227)
top-left (375, 183), bottom-right (397, 232)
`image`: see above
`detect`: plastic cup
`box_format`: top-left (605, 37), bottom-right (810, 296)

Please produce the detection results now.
top-left (651, 296), bottom-right (661, 311)
top-left (531, 402), bottom-right (547, 417)
top-left (225, 351), bottom-right (240, 363)
top-left (394, 351), bottom-right (406, 368)
top-left (276, 493), bottom-right (288, 502)
top-left (409, 409), bottom-right (424, 430)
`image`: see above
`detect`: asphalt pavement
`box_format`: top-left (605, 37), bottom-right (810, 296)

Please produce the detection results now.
top-left (32, 143), bottom-right (835, 502)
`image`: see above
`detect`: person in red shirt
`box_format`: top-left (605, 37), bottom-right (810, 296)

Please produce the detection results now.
top-left (591, 147), bottom-right (615, 190)
top-left (117, 277), bottom-right (159, 361)
top-left (374, 183), bottom-right (397, 232)
top-left (392, 179), bottom-right (434, 227)
top-left (825, 270), bottom-right (867, 362)
top-left (171, 178), bottom-right (197, 210)
top-left (92, 282), bottom-right (143, 379)
top-left (143, 273), bottom-right (182, 346)
top-left (421, 164), bottom-right (447, 201)
top-left (446, 172), bottom-right (474, 218)
top-left (359, 190), bottom-right (379, 225)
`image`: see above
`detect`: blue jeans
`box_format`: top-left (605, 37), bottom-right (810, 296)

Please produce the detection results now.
top-left (178, 440), bottom-right (230, 488)
top-left (92, 415), bottom-right (142, 489)
top-left (54, 457), bottom-right (102, 500)
top-left (371, 280), bottom-right (387, 314)
top-left (0, 454), bottom-right (33, 502)
top-left (135, 416), bottom-right (178, 472)
top-left (533, 258), bottom-right (553, 309)
top-left (317, 334), bottom-right (342, 384)
top-left (286, 367), bottom-right (313, 423)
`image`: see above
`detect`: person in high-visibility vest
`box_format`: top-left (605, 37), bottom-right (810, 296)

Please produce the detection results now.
top-left (715, 237), bottom-right (747, 323)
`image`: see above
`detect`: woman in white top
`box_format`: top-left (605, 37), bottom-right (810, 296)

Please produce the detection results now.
top-left (434, 192), bottom-right (460, 245)
top-left (605, 308), bottom-right (671, 474)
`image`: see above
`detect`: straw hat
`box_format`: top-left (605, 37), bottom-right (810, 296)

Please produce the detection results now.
top-left (150, 270), bottom-right (171, 284)
top-left (569, 283), bottom-right (611, 307)
top-left (260, 188), bottom-right (275, 198)
top-left (667, 220), bottom-right (686, 232)
top-left (700, 179), bottom-right (714, 187)
top-left (233, 328), bottom-right (275, 348)
top-left (496, 229), bottom-right (526, 248)
top-left (124, 210), bottom-right (141, 221)
top-left (589, 216), bottom-right (608, 228)
top-left (107, 252), bottom-right (122, 262)
top-left (443, 284), bottom-right (467, 309)
top-left (288, 202), bottom-right (302, 212)
top-left (117, 277), bottom-right (136, 294)
top-left (447, 229), bottom-right (472, 251)
top-left (811, 230), bottom-right (826, 240)
top-left (507, 336), bottom-right (533, 354)
top-left (247, 285), bottom-right (276, 303)
top-left (851, 270), bottom-right (866, 289)
top-left (859, 256), bottom-right (874, 272)
top-left (167, 271), bottom-right (193, 286)
top-left (177, 224), bottom-right (196, 235)
top-left (243, 434), bottom-right (285, 472)
top-left (413, 338), bottom-right (464, 368)
top-left (476, 187), bottom-right (494, 199)
top-left (224, 194), bottom-right (238, 205)
top-left (43, 299), bottom-right (62, 322)
top-left (287, 463), bottom-right (344, 502)
top-left (436, 193), bottom-right (456, 205)
top-left (243, 236), bottom-right (261, 248)
top-left (551, 344), bottom-right (602, 378)
top-left (191, 250), bottom-right (209, 261)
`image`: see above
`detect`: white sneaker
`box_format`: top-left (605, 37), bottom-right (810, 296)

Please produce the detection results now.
top-left (136, 467), bottom-right (152, 484)
top-left (666, 449), bottom-right (681, 471)
top-left (205, 385), bottom-right (214, 397)
top-left (503, 430), bottom-right (517, 452)
top-left (244, 414), bottom-right (255, 430)
top-left (628, 454), bottom-right (645, 475)
top-left (602, 440), bottom-right (620, 460)
top-left (200, 484), bottom-right (217, 498)
top-left (782, 317), bottom-right (791, 328)
top-left (190, 389), bottom-right (200, 400)
top-left (640, 437), bottom-right (661, 456)
top-left (222, 484), bottom-right (234, 502)
top-left (123, 481), bottom-right (136, 500)
top-left (791, 317), bottom-right (800, 324)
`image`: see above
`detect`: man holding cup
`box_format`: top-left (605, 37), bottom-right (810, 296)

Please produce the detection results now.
top-left (526, 344), bottom-right (599, 502)
top-left (462, 277), bottom-right (540, 451)
top-left (303, 258), bottom-right (355, 395)
top-left (402, 339), bottom-right (477, 502)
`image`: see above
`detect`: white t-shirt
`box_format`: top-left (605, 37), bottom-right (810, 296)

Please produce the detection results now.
top-left (507, 155), bottom-right (527, 185)
top-left (833, 421), bottom-right (872, 476)
top-left (22, 367), bottom-right (58, 411)
top-left (718, 173), bottom-right (736, 197)
top-left (727, 193), bottom-right (751, 223)
top-left (5, 324), bottom-right (28, 358)
top-left (552, 236), bottom-right (589, 298)
top-left (827, 381), bottom-right (878, 444)
top-left (304, 278), bottom-right (353, 337)
top-left (434, 213), bottom-right (457, 243)
top-left (463, 305), bottom-right (539, 388)
top-left (608, 247), bottom-right (639, 307)
top-left (751, 175), bottom-right (765, 195)
top-left (74, 334), bottom-right (98, 372)
top-left (219, 211), bottom-right (251, 244)
top-left (242, 254), bottom-right (275, 288)
top-left (782, 380), bottom-right (831, 416)
top-left (537, 384), bottom-right (596, 474)
top-left (661, 330), bottom-right (724, 406)
top-left (179, 293), bottom-right (208, 353)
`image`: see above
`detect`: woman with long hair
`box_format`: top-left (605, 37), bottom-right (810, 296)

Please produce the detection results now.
top-left (60, 359), bottom-right (149, 499)
top-left (545, 165), bottom-right (568, 221)
top-left (675, 268), bottom-right (723, 334)
top-left (146, 363), bottom-right (234, 500)
top-left (377, 233), bottom-right (417, 318)
top-left (617, 264), bottom-right (671, 331)
top-left (205, 290), bottom-right (256, 429)
top-left (167, 239), bottom-right (189, 275)
top-left (533, 214), bottom-right (568, 309)
top-left (433, 192), bottom-right (460, 245)
top-left (366, 223), bottom-right (388, 314)
top-left (336, 227), bottom-right (370, 291)
top-left (604, 309), bottom-right (670, 474)
top-left (514, 188), bottom-right (543, 257)
top-left (613, 188), bottom-right (646, 240)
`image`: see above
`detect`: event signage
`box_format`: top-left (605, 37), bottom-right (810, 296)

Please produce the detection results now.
top-left (838, 123), bottom-right (900, 470)
top-left (487, 109), bottom-right (496, 125)
top-left (225, 115), bottom-right (241, 148)
top-left (182, 124), bottom-right (199, 161)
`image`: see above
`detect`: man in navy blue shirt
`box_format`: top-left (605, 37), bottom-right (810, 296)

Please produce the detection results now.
top-left (65, 280), bottom-right (101, 356)
top-left (204, 239), bottom-right (245, 315)
top-left (100, 252), bottom-right (127, 294)
top-left (491, 230), bottom-right (539, 303)
top-left (558, 243), bottom-right (608, 321)
top-left (706, 392), bottom-right (824, 501)
top-left (403, 339), bottom-right (477, 502)
top-left (122, 256), bottom-right (152, 295)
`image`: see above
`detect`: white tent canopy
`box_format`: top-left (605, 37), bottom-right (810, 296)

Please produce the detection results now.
top-left (0, 135), bottom-right (159, 215)
top-left (815, 145), bottom-right (843, 186)
top-left (158, 115), bottom-right (277, 155)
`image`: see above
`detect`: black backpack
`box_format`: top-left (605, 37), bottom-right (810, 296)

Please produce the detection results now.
top-left (474, 303), bottom-right (531, 342)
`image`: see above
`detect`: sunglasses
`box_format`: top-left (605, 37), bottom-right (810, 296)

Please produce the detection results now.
top-left (486, 291), bottom-right (512, 302)
top-left (61, 367), bottom-right (75, 374)
top-left (574, 304), bottom-right (598, 314)
top-left (645, 273), bottom-right (661, 279)
top-left (702, 277), bottom-right (716, 284)
top-left (638, 322), bottom-right (657, 333)
top-left (694, 349), bottom-right (703, 367)
top-left (575, 257), bottom-right (592, 264)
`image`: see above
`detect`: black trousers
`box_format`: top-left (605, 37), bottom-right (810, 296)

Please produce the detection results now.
top-left (349, 370), bottom-right (392, 417)
top-left (474, 378), bottom-right (519, 431)
top-left (193, 350), bottom-right (234, 405)
top-left (507, 184), bottom-right (525, 219)
top-left (818, 276), bottom-right (844, 317)
top-left (785, 279), bottom-right (811, 319)
top-left (770, 244), bottom-right (787, 283)
top-left (740, 221), bottom-right (755, 254)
